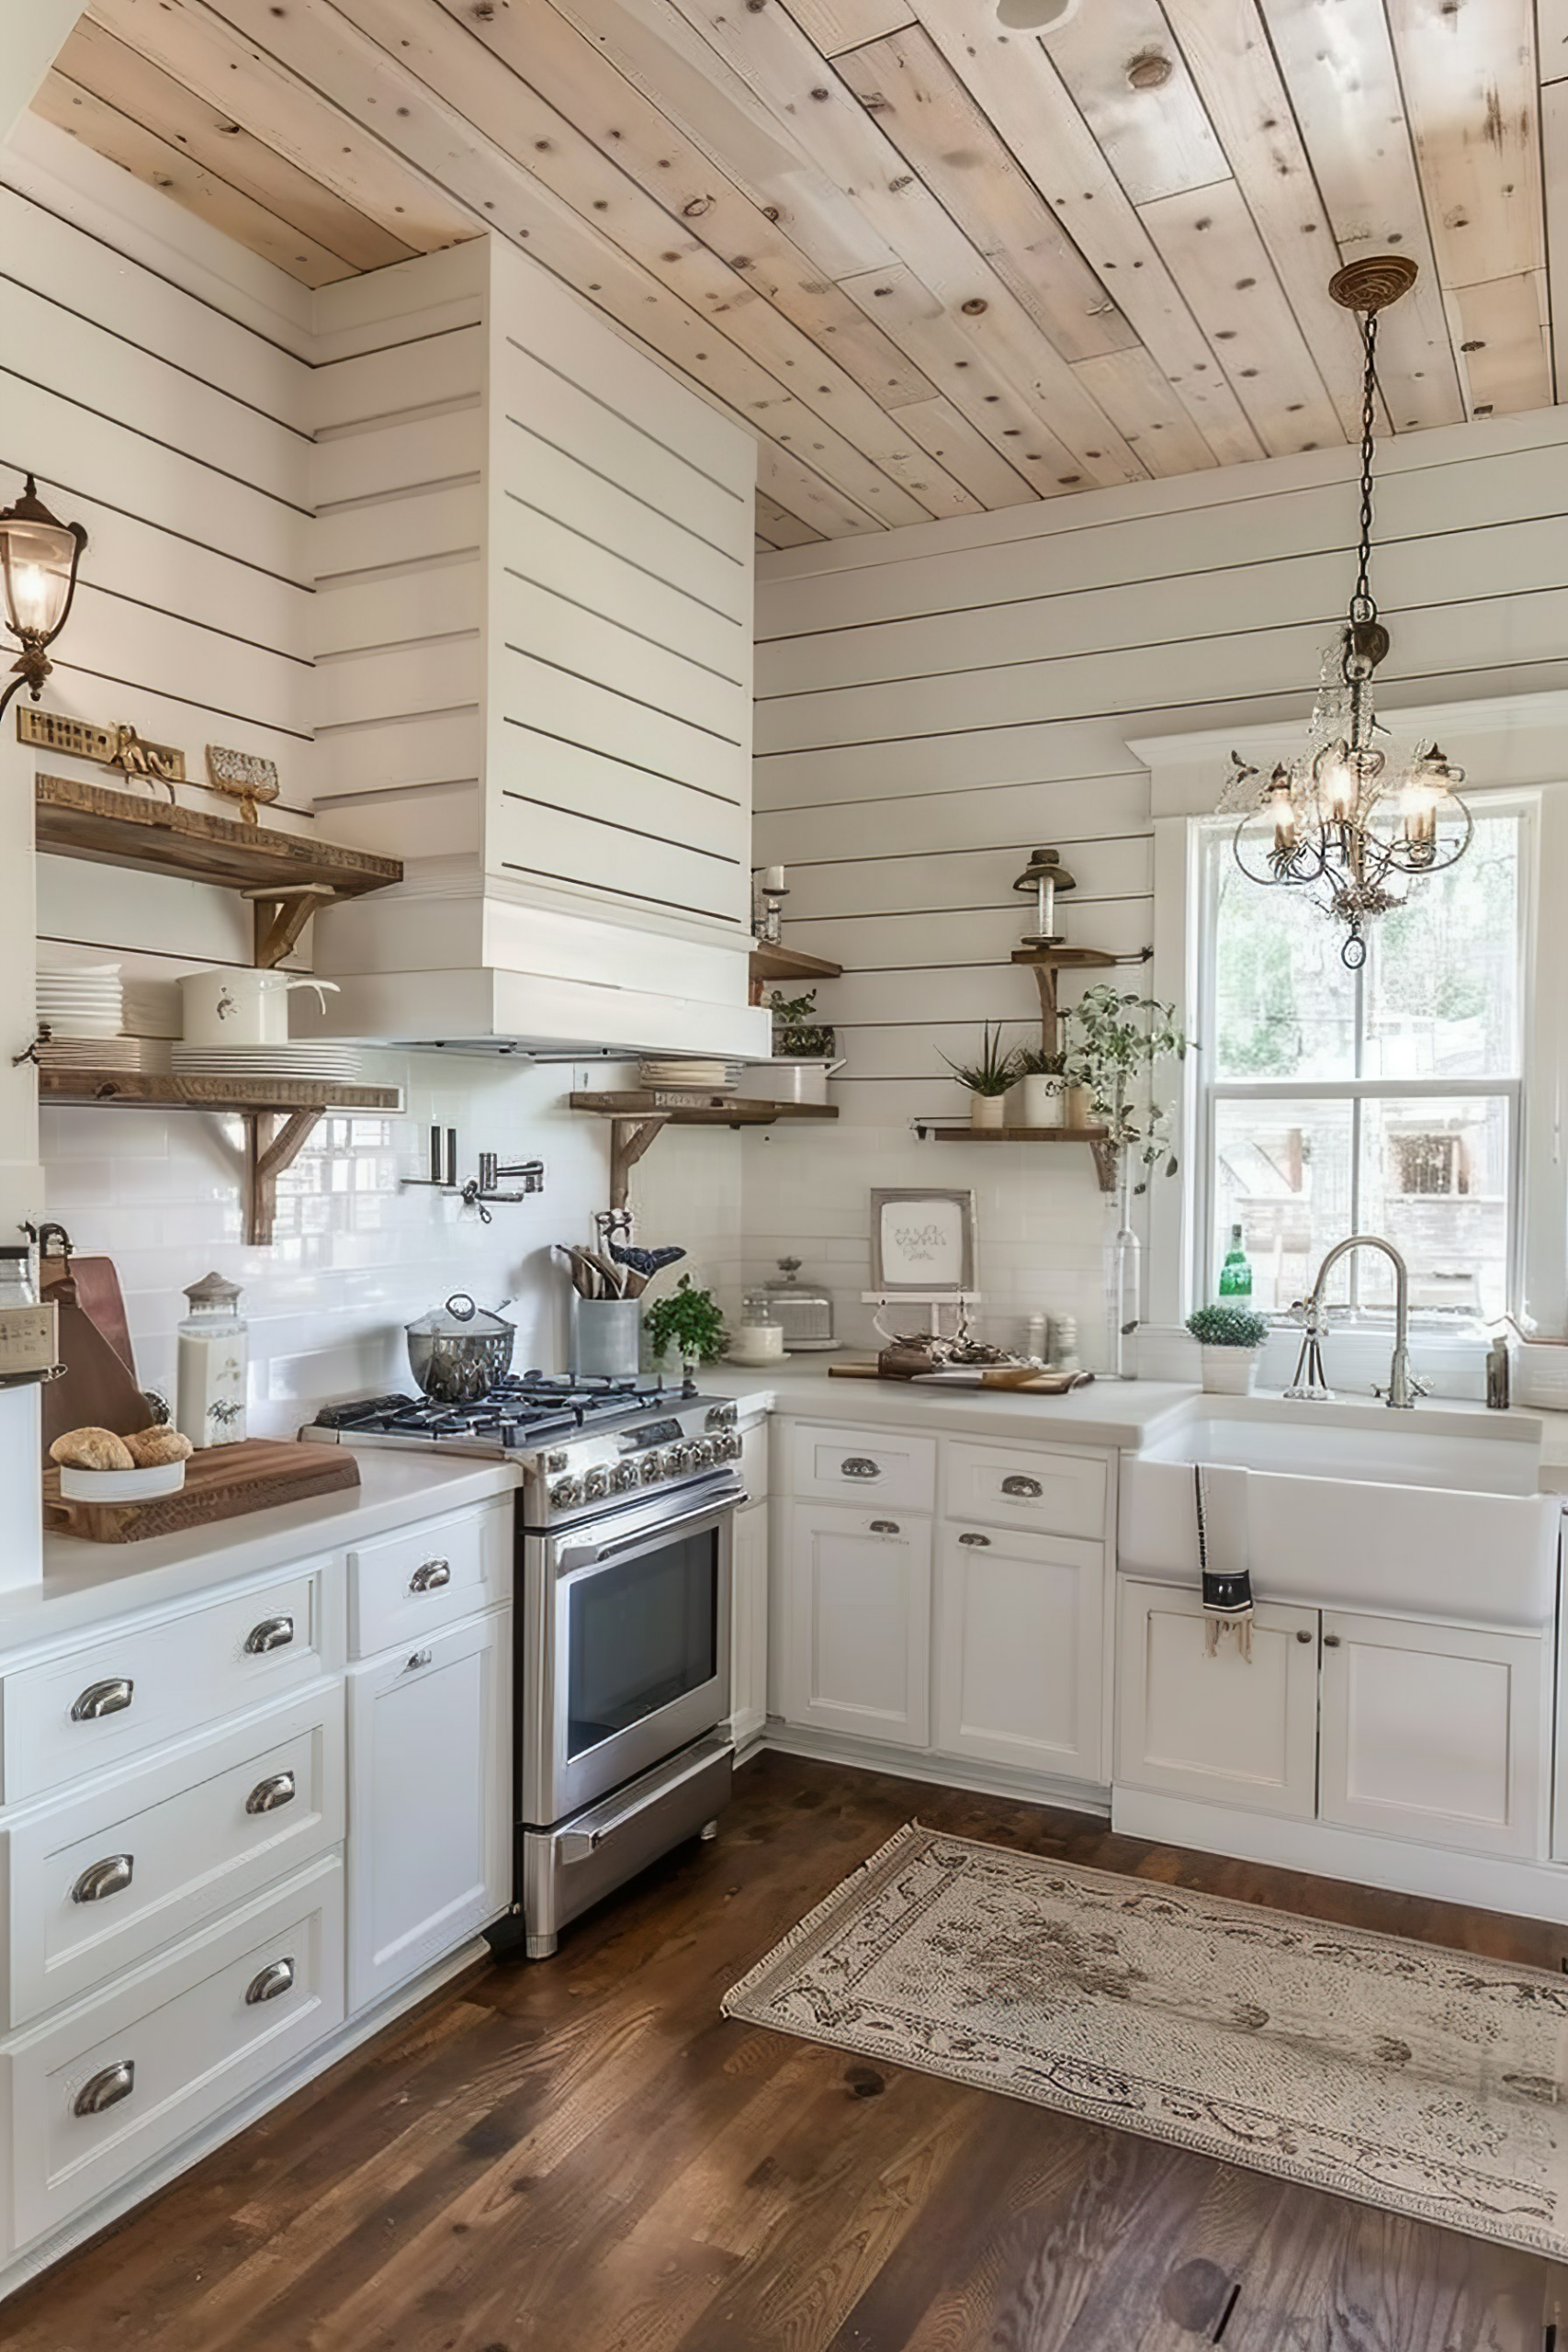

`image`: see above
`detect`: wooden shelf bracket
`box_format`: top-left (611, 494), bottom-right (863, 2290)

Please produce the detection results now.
top-left (609, 1115), bottom-right (668, 1215)
top-left (244, 883), bottom-right (339, 970)
top-left (243, 1108), bottom-right (323, 1246)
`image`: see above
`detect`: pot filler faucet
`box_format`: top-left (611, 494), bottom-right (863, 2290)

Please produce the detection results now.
top-left (1285, 1234), bottom-right (1427, 1410)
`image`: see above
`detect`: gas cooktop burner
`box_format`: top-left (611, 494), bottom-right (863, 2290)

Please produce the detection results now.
top-left (310, 1372), bottom-right (692, 1450)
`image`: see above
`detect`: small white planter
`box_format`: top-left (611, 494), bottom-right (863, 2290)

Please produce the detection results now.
top-left (1014, 1074), bottom-right (1066, 1128)
top-left (1200, 1345), bottom-right (1259, 1396)
top-left (969, 1093), bottom-right (1008, 1131)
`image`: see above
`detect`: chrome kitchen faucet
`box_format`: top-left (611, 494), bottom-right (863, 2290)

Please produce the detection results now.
top-left (1285, 1234), bottom-right (1426, 1410)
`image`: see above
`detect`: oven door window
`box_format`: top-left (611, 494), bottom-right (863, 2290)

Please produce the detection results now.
top-left (567, 1525), bottom-right (719, 1758)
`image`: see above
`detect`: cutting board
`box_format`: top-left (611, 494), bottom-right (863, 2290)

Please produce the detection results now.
top-left (43, 1441), bottom-right (360, 1544)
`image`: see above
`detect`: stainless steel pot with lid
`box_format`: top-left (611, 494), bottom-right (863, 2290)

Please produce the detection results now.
top-left (406, 1293), bottom-right (516, 1403)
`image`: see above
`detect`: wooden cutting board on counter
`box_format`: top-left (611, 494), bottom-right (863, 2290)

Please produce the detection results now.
top-left (43, 1441), bottom-right (360, 1544)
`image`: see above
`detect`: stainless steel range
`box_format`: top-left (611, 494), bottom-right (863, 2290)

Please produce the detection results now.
top-left (308, 1374), bottom-right (744, 1957)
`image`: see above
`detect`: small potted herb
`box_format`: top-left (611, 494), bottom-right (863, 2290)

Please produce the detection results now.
top-left (739, 989), bottom-right (842, 1107)
top-left (645, 1275), bottom-right (728, 1380)
top-left (1186, 1303), bottom-right (1270, 1396)
top-left (942, 1023), bottom-right (1023, 1130)
top-left (1011, 1045), bottom-right (1066, 1128)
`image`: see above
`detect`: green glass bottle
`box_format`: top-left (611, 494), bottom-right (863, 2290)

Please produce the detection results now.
top-left (1218, 1223), bottom-right (1253, 1300)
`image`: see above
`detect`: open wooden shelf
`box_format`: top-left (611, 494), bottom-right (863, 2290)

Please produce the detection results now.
top-left (570, 1088), bottom-right (838, 1213)
top-left (569, 1090), bottom-right (838, 1127)
top-left (914, 1120), bottom-right (1115, 1191)
top-left (749, 943), bottom-right (843, 989)
top-left (36, 773), bottom-right (403, 966)
top-left (40, 1070), bottom-right (403, 1245)
top-left (39, 1072), bottom-right (400, 1115)
top-left (1010, 944), bottom-right (1119, 1053)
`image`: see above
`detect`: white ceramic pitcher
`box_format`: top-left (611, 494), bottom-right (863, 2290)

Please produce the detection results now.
top-left (179, 971), bottom-right (340, 1047)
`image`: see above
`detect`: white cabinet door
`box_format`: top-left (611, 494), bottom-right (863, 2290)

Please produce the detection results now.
top-left (347, 1609), bottom-right (511, 2013)
top-left (935, 1526), bottom-right (1105, 1782)
top-left (1318, 1611), bottom-right (1551, 1859)
top-left (1116, 1581), bottom-right (1319, 1818)
top-left (727, 1499), bottom-right (768, 1752)
top-left (781, 1503), bottom-right (931, 1747)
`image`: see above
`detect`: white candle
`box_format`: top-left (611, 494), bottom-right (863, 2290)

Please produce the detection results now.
top-left (763, 865), bottom-right (786, 893)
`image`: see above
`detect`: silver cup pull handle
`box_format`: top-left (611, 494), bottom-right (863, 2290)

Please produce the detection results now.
top-left (72, 1677), bottom-right (133, 1723)
top-left (406, 1648), bottom-right (434, 1671)
top-left (1001, 1475), bottom-right (1043, 1498)
top-left (71, 1853), bottom-right (134, 1905)
top-left (244, 1957), bottom-right (296, 2006)
top-left (73, 2060), bottom-right (135, 2118)
top-left (244, 1615), bottom-right (295, 1656)
top-left (958, 1531), bottom-right (991, 1547)
top-left (245, 1771), bottom-right (297, 1815)
top-left (409, 1559), bottom-right (451, 1593)
top-left (869, 1519), bottom-right (900, 1535)
top-left (841, 1456), bottom-right (881, 1479)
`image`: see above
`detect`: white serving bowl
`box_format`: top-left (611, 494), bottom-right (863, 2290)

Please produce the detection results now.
top-left (59, 1459), bottom-right (186, 1503)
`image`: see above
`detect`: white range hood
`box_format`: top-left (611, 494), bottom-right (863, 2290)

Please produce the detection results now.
top-left (300, 866), bottom-right (770, 1061)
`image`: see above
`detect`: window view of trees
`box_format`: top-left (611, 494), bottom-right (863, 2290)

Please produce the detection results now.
top-left (1204, 812), bottom-right (1522, 1318)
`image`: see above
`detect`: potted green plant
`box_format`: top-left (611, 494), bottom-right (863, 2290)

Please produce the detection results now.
top-left (941, 1022), bottom-right (1023, 1130)
top-left (738, 989), bottom-right (842, 1107)
top-left (1186, 1303), bottom-right (1270, 1396)
top-left (1011, 1045), bottom-right (1066, 1128)
top-left (644, 1275), bottom-right (728, 1379)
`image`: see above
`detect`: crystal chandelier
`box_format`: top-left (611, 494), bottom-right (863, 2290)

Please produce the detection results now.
top-left (1218, 257), bottom-right (1472, 970)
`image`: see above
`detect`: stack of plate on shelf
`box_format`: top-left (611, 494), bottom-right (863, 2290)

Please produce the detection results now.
top-left (171, 1043), bottom-right (366, 1087)
top-left (637, 1057), bottom-right (741, 1094)
top-left (36, 964), bottom-right (128, 1069)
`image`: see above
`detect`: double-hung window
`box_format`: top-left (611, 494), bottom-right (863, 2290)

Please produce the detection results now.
top-left (1195, 802), bottom-right (1529, 1320)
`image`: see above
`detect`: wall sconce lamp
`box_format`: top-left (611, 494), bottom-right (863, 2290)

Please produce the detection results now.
top-left (1011, 845), bottom-right (1077, 947)
top-left (0, 474), bottom-right (88, 723)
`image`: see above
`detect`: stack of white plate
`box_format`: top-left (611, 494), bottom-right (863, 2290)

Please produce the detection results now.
top-left (37, 1036), bottom-right (151, 1073)
top-left (638, 1057), bottom-right (740, 1091)
top-left (38, 964), bottom-right (124, 1040)
top-left (171, 1043), bottom-right (365, 1086)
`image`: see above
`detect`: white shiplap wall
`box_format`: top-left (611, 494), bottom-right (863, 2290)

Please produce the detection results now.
top-left (5, 120), bottom-right (739, 1429)
top-left (750, 407), bottom-right (1568, 1359)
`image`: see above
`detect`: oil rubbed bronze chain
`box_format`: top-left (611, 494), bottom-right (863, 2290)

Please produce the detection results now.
top-left (1349, 311), bottom-right (1379, 628)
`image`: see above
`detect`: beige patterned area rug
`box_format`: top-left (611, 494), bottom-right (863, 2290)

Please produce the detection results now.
top-left (723, 1823), bottom-right (1568, 2257)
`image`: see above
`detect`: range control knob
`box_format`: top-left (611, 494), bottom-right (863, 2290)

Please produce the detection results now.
top-left (719, 1430), bottom-right (744, 1462)
top-left (693, 1439), bottom-right (716, 1467)
top-left (663, 1444), bottom-right (690, 1475)
top-left (611, 1461), bottom-right (638, 1493)
top-left (639, 1451), bottom-right (664, 1484)
top-left (549, 1476), bottom-right (581, 1510)
top-left (582, 1466), bottom-right (610, 1503)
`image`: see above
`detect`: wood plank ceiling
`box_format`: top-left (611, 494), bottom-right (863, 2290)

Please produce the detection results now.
top-left (29, 0), bottom-right (1560, 546)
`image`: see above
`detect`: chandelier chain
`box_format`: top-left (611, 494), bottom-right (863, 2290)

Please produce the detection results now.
top-left (1350, 311), bottom-right (1379, 626)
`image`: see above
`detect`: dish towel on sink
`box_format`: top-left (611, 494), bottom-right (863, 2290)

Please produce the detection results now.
top-left (1195, 1463), bottom-right (1253, 1659)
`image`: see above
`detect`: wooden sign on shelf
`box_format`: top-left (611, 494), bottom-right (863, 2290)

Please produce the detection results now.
top-left (17, 707), bottom-right (186, 787)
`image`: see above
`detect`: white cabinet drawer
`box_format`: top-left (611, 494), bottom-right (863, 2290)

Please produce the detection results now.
top-left (2, 1853), bottom-right (344, 2255)
top-left (348, 1499), bottom-right (511, 1659)
top-left (3, 1566), bottom-right (335, 1804)
top-left (788, 1421), bottom-right (935, 1512)
top-left (942, 1440), bottom-right (1108, 1541)
top-left (4, 1685), bottom-right (345, 2029)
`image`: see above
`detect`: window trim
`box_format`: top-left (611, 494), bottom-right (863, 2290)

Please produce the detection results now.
top-left (1190, 802), bottom-right (1533, 1322)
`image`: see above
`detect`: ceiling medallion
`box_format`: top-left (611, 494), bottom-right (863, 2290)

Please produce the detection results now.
top-left (1218, 256), bottom-right (1472, 970)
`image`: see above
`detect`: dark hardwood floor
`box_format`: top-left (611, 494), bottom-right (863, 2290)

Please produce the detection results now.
top-left (7, 1751), bottom-right (1568, 2352)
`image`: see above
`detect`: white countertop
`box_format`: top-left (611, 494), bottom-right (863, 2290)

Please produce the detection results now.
top-left (19, 1453), bottom-right (521, 1654)
top-left (704, 1361), bottom-right (1199, 1448)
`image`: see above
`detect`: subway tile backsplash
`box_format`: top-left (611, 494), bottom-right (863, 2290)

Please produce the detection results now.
top-left (41, 1057), bottom-right (743, 1437)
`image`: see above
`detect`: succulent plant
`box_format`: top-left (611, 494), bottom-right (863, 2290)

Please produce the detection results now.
top-left (1186, 1304), bottom-right (1270, 1349)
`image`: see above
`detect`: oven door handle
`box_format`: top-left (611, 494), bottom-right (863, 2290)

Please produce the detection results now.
top-left (558, 1741), bottom-right (730, 1862)
top-left (556, 1481), bottom-right (747, 1575)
